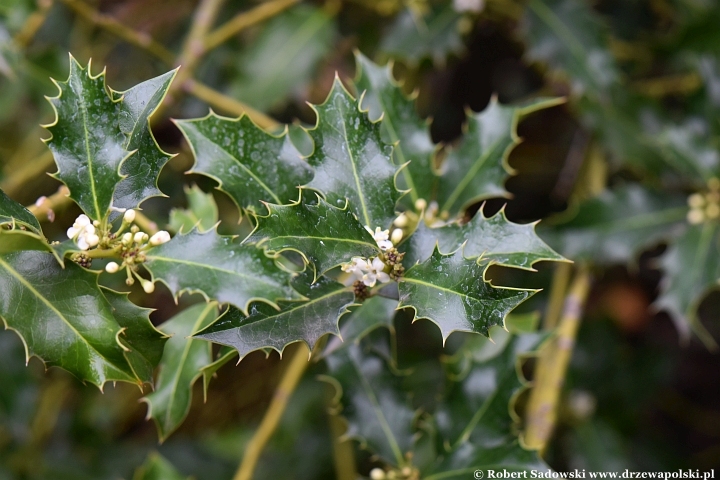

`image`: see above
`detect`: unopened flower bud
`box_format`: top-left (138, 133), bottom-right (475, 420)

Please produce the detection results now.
top-left (370, 469), bottom-right (385, 480)
top-left (393, 213), bottom-right (408, 228)
top-left (391, 228), bottom-right (403, 244)
top-left (142, 280), bottom-right (155, 294)
top-left (149, 230), bottom-right (171, 246)
top-left (687, 209), bottom-right (705, 225)
top-left (122, 232), bottom-right (133, 245)
top-left (134, 231), bottom-right (146, 244)
top-left (105, 262), bottom-right (119, 273)
top-left (414, 198), bottom-right (427, 211)
top-left (86, 234), bottom-right (100, 247)
top-left (123, 209), bottom-right (136, 224)
top-left (688, 193), bottom-right (705, 209)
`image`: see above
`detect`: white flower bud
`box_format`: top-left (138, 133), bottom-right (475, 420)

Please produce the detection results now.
top-left (688, 193), bottom-right (705, 209)
top-left (142, 280), bottom-right (155, 294)
top-left (393, 213), bottom-right (408, 228)
top-left (105, 262), bottom-right (119, 273)
top-left (391, 228), bottom-right (403, 244)
top-left (86, 234), bottom-right (100, 247)
top-left (134, 231), bottom-right (146, 244)
top-left (414, 198), bottom-right (427, 211)
top-left (122, 232), bottom-right (133, 245)
top-left (687, 209), bottom-right (705, 225)
top-left (123, 209), bottom-right (136, 224)
top-left (149, 230), bottom-right (171, 246)
top-left (370, 468), bottom-right (386, 480)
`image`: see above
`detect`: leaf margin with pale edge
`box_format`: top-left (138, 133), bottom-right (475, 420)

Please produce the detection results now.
top-left (398, 247), bottom-right (537, 341)
top-left (0, 188), bottom-right (42, 234)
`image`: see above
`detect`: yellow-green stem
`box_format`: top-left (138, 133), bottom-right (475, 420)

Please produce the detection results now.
top-left (27, 186), bottom-right (70, 222)
top-left (233, 344), bottom-right (310, 480)
top-left (524, 265), bottom-right (591, 452)
top-left (203, 0), bottom-right (299, 51)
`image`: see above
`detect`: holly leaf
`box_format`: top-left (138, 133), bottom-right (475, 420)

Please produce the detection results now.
top-left (0, 229), bottom-right (62, 262)
top-left (326, 295), bottom-right (399, 356)
top-left (133, 452), bottom-right (189, 480)
top-left (0, 250), bottom-right (139, 388)
top-left (195, 271), bottom-right (355, 358)
top-left (0, 187), bottom-right (41, 234)
top-left (324, 342), bottom-right (416, 466)
top-left (246, 195), bottom-right (379, 276)
top-left (655, 223), bottom-right (720, 349)
top-left (103, 288), bottom-right (168, 386)
top-left (111, 69), bottom-right (176, 212)
top-left (230, 4), bottom-right (335, 111)
top-left (141, 302), bottom-right (218, 442)
top-left (199, 346), bottom-right (238, 401)
top-left (542, 184), bottom-right (687, 264)
top-left (168, 185), bottom-right (219, 233)
top-left (144, 228), bottom-right (303, 314)
top-left (305, 78), bottom-right (402, 229)
top-left (354, 53), bottom-right (436, 208)
top-left (379, 5), bottom-right (463, 66)
top-left (44, 56), bottom-right (130, 221)
top-left (398, 248), bottom-right (535, 340)
top-left (175, 113), bottom-right (312, 211)
top-left (435, 98), bottom-right (563, 217)
top-left (403, 207), bottom-right (566, 269)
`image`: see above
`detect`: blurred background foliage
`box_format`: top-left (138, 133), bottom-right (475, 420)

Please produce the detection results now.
top-left (1, 0), bottom-right (720, 478)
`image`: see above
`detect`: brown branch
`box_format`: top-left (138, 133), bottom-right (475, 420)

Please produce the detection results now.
top-left (204, 0), bottom-right (299, 51)
top-left (27, 185), bottom-right (70, 222)
top-left (60, 0), bottom-right (175, 64)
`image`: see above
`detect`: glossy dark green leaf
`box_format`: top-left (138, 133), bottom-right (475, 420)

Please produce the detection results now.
top-left (142, 302), bottom-right (218, 441)
top-left (0, 229), bottom-right (61, 262)
top-left (655, 223), bottom-right (720, 348)
top-left (0, 187), bottom-right (41, 234)
top-left (354, 53), bottom-right (436, 207)
top-left (332, 295), bottom-right (399, 351)
top-left (196, 272), bottom-right (355, 358)
top-left (176, 112), bottom-right (312, 211)
top-left (542, 184), bottom-right (687, 264)
top-left (324, 343), bottom-right (416, 466)
top-left (144, 229), bottom-right (302, 314)
top-left (435, 98), bottom-right (563, 217)
top-left (102, 288), bottom-right (168, 386)
top-left (112, 69), bottom-right (176, 212)
top-left (44, 56), bottom-right (129, 221)
top-left (0, 250), bottom-right (138, 388)
top-left (379, 5), bottom-right (463, 65)
top-left (168, 185), bottom-right (219, 233)
top-left (231, 4), bottom-right (335, 111)
top-left (246, 195), bottom-right (379, 275)
top-left (403, 208), bottom-right (566, 269)
top-left (305, 78), bottom-right (402, 229)
top-left (398, 248), bottom-right (535, 340)
top-left (133, 452), bottom-right (189, 480)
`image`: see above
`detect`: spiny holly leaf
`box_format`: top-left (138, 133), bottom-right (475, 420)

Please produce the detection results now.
top-left (403, 207), bottom-right (566, 268)
top-left (195, 271), bottom-right (355, 358)
top-left (379, 5), bottom-right (463, 66)
top-left (655, 223), bottom-right (720, 348)
top-left (44, 56), bottom-right (130, 221)
top-left (426, 331), bottom-right (548, 477)
top-left (0, 250), bottom-right (139, 388)
top-left (230, 4), bottom-right (335, 111)
top-left (133, 452), bottom-right (189, 480)
top-left (435, 98), bottom-right (563, 217)
top-left (111, 69), bottom-right (176, 212)
top-left (542, 184), bottom-right (687, 264)
top-left (354, 53), bottom-right (436, 208)
top-left (199, 346), bottom-right (237, 401)
top-left (175, 112), bottom-right (312, 212)
top-left (0, 187), bottom-right (41, 234)
top-left (103, 288), bottom-right (167, 386)
top-left (142, 302), bottom-right (217, 442)
top-left (144, 228), bottom-right (302, 314)
top-left (168, 185), bottom-right (219, 233)
top-left (324, 342), bottom-right (416, 467)
top-left (398, 248), bottom-right (535, 340)
top-left (246, 195), bottom-right (379, 276)
top-left (305, 77), bottom-right (402, 230)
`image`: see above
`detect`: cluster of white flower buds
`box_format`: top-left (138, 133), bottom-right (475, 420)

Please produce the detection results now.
top-left (687, 178), bottom-right (720, 225)
top-left (342, 256), bottom-right (391, 287)
top-left (66, 214), bottom-right (100, 250)
top-left (66, 208), bottom-right (171, 294)
top-left (369, 466), bottom-right (417, 480)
